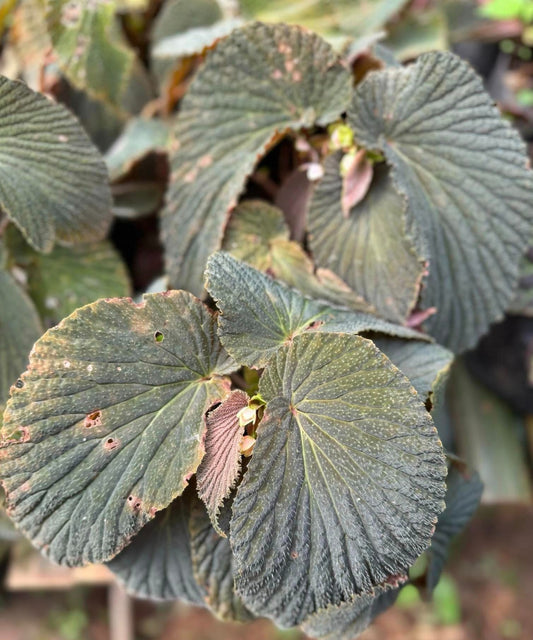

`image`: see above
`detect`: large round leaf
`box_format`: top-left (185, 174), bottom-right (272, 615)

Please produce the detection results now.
top-left (0, 291), bottom-right (235, 566)
top-left (107, 488), bottom-right (207, 604)
top-left (162, 21), bottom-right (352, 295)
top-left (348, 51), bottom-right (533, 352)
top-left (230, 332), bottom-right (446, 626)
top-left (308, 155), bottom-right (424, 324)
top-left (0, 75), bottom-right (112, 253)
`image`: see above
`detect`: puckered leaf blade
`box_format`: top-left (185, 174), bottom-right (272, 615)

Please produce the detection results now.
top-left (106, 488), bottom-right (207, 604)
top-left (190, 496), bottom-right (253, 622)
top-left (0, 291), bottom-right (235, 566)
top-left (230, 332), bottom-right (447, 626)
top-left (163, 22), bottom-right (352, 295)
top-left (308, 155), bottom-right (424, 324)
top-left (348, 51), bottom-right (533, 352)
top-left (205, 252), bottom-right (427, 369)
top-left (0, 75), bottom-right (112, 252)
top-left (196, 390), bottom-right (249, 534)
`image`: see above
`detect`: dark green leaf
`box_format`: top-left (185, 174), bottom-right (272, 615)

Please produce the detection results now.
top-left (348, 51), bottom-right (533, 352)
top-left (0, 291), bottom-right (235, 566)
top-left (106, 488), bottom-right (207, 604)
top-left (230, 332), bottom-right (446, 625)
top-left (308, 156), bottom-right (424, 324)
top-left (0, 75), bottom-right (112, 252)
top-left (426, 463), bottom-right (483, 592)
top-left (0, 245), bottom-right (43, 406)
top-left (163, 22), bottom-right (352, 295)
top-left (205, 252), bottom-right (427, 369)
top-left (190, 496), bottom-right (253, 622)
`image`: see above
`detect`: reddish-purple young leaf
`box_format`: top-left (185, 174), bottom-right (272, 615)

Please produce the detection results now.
top-left (197, 390), bottom-right (249, 534)
top-left (341, 149), bottom-right (373, 216)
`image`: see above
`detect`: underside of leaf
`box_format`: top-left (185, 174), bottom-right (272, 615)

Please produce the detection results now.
top-left (196, 390), bottom-right (249, 535)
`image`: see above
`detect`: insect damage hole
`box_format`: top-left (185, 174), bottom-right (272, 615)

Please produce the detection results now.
top-left (84, 410), bottom-right (102, 428)
top-left (127, 495), bottom-right (142, 511)
top-left (104, 437), bottom-right (119, 451)
top-left (154, 330), bottom-right (164, 343)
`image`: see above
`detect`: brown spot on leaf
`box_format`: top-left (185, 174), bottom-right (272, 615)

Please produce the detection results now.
top-left (292, 70), bottom-right (302, 82)
top-left (84, 410), bottom-right (102, 428)
top-left (184, 168), bottom-right (198, 183)
top-left (104, 437), bottom-right (119, 451)
top-left (271, 69), bottom-right (283, 80)
top-left (291, 551), bottom-right (299, 559)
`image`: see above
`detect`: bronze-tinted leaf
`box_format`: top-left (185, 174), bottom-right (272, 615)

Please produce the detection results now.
top-left (197, 390), bottom-right (249, 534)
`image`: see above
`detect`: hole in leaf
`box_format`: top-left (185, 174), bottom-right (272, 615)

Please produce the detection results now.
top-left (104, 437), bottom-right (119, 451)
top-left (15, 379), bottom-right (24, 389)
top-left (154, 331), bottom-right (164, 342)
top-left (127, 495), bottom-right (142, 511)
top-left (84, 410), bottom-right (102, 428)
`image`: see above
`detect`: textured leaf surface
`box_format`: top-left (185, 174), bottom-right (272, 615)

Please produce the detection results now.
top-left (0, 291), bottom-right (235, 566)
top-left (426, 464), bottom-right (483, 592)
top-left (6, 230), bottom-right (130, 327)
top-left (348, 52), bottom-right (533, 351)
top-left (373, 338), bottom-right (453, 401)
top-left (205, 252), bottom-right (426, 369)
top-left (0, 246), bottom-right (42, 406)
top-left (107, 488), bottom-right (206, 603)
top-left (230, 332), bottom-right (447, 625)
top-left (190, 496), bottom-right (252, 621)
top-left (308, 155), bottom-right (423, 323)
top-left (105, 118), bottom-right (170, 181)
top-left (163, 22), bottom-right (352, 295)
top-left (197, 390), bottom-right (249, 534)
top-left (45, 0), bottom-right (140, 109)
top-left (301, 583), bottom-right (400, 640)
top-left (0, 75), bottom-right (112, 252)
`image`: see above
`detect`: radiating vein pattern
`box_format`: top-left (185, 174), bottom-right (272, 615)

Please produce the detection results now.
top-left (0, 76), bottom-right (111, 252)
top-left (0, 291), bottom-right (235, 566)
top-left (348, 52), bottom-right (533, 351)
top-left (230, 332), bottom-right (446, 626)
